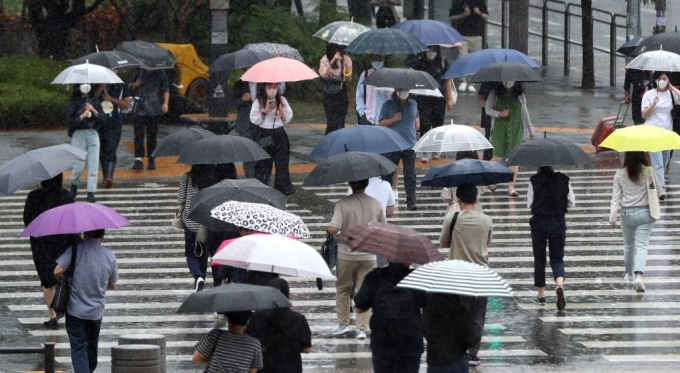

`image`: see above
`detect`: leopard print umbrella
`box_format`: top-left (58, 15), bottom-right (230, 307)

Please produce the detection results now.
top-left (210, 201), bottom-right (310, 239)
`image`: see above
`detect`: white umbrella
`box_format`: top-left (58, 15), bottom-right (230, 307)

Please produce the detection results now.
top-left (397, 260), bottom-right (515, 297)
top-left (313, 21), bottom-right (372, 46)
top-left (210, 201), bottom-right (310, 239)
top-left (51, 62), bottom-right (124, 85)
top-left (376, 86), bottom-right (442, 97)
top-left (626, 49), bottom-right (680, 72)
top-left (413, 121), bottom-right (493, 153)
top-left (213, 234), bottom-right (334, 278)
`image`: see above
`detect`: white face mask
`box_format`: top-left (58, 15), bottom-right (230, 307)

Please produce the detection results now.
top-left (371, 61), bottom-right (384, 70)
top-left (79, 83), bottom-right (91, 94)
top-left (425, 51), bottom-right (438, 60)
top-left (503, 81), bottom-right (515, 89)
top-left (266, 88), bottom-right (277, 98)
top-left (398, 90), bottom-right (410, 100)
top-left (657, 79), bottom-right (669, 89)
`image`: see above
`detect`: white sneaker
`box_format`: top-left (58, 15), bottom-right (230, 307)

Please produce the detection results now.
top-left (624, 274), bottom-right (633, 284)
top-left (421, 157), bottom-right (430, 163)
top-left (392, 189), bottom-right (399, 207)
top-left (195, 277), bottom-right (205, 292)
top-left (634, 274), bottom-right (646, 292)
top-left (333, 324), bottom-right (350, 336)
top-left (467, 85), bottom-right (477, 93)
top-left (356, 329), bottom-right (367, 339)
top-left (458, 82), bottom-right (467, 92)
top-left (433, 153), bottom-right (440, 160)
top-left (659, 188), bottom-right (667, 201)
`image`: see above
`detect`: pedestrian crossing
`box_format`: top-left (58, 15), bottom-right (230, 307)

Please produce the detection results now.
top-left (1, 168), bottom-right (680, 371)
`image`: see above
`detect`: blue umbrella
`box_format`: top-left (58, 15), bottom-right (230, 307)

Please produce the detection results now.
top-left (421, 159), bottom-right (514, 187)
top-left (309, 126), bottom-right (411, 160)
top-left (391, 20), bottom-right (465, 47)
top-left (617, 36), bottom-right (644, 57)
top-left (443, 48), bottom-right (539, 79)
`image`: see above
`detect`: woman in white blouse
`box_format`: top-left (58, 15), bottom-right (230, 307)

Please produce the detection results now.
top-left (249, 83), bottom-right (295, 196)
top-left (609, 152), bottom-right (663, 292)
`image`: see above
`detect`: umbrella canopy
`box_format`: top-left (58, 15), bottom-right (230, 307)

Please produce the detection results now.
top-left (209, 49), bottom-right (276, 74)
top-left (599, 124), bottom-right (680, 152)
top-left (633, 31), bottom-right (680, 56)
top-left (365, 68), bottom-right (439, 90)
top-left (345, 28), bottom-right (429, 56)
top-left (309, 125), bottom-right (411, 160)
top-left (188, 179), bottom-right (287, 231)
top-left (338, 222), bottom-right (444, 265)
top-left (413, 123), bottom-right (493, 153)
top-left (177, 283), bottom-right (291, 314)
top-left (0, 144), bottom-right (86, 195)
top-left (303, 152), bottom-right (397, 186)
top-left (378, 87), bottom-right (443, 97)
top-left (116, 41), bottom-right (176, 70)
top-left (20, 203), bottom-right (131, 237)
top-left (617, 36), bottom-right (645, 57)
top-left (397, 260), bottom-right (515, 297)
top-left (391, 19), bottom-right (465, 47)
top-left (502, 138), bottom-right (591, 166)
top-left (240, 57), bottom-right (318, 83)
top-left (213, 234), bottom-right (334, 278)
top-left (244, 43), bottom-right (304, 62)
top-left (177, 135), bottom-right (270, 165)
top-left (151, 127), bottom-right (215, 157)
top-left (51, 63), bottom-right (123, 85)
top-left (70, 51), bottom-right (146, 70)
top-left (626, 50), bottom-right (680, 72)
top-left (210, 201), bottom-right (310, 239)
top-left (470, 62), bottom-right (543, 83)
top-left (313, 21), bottom-right (372, 46)
top-left (443, 48), bottom-right (539, 79)
top-left (421, 159), bottom-right (515, 187)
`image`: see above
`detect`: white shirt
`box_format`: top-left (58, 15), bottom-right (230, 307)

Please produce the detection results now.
top-left (346, 177), bottom-right (395, 213)
top-left (641, 89), bottom-right (678, 130)
top-left (249, 96), bottom-right (293, 129)
top-left (526, 182), bottom-right (576, 209)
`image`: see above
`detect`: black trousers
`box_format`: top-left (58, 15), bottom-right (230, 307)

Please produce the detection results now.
top-left (632, 96), bottom-right (644, 125)
top-left (468, 297), bottom-right (487, 359)
top-left (416, 96), bottom-right (446, 137)
top-left (98, 123), bottom-right (122, 163)
top-left (530, 216), bottom-right (567, 287)
top-left (254, 127), bottom-right (293, 194)
top-left (133, 115), bottom-right (161, 158)
top-left (373, 351), bottom-right (422, 373)
top-left (481, 108), bottom-right (493, 160)
top-left (323, 87), bottom-right (349, 135)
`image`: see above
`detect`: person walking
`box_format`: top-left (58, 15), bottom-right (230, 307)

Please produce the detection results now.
top-left (477, 82), bottom-right (501, 160)
top-left (319, 43), bottom-right (353, 134)
top-left (440, 151), bottom-right (485, 215)
top-left (623, 69), bottom-right (651, 125)
top-left (527, 166), bottom-right (576, 310)
top-left (485, 81), bottom-right (535, 196)
top-left (249, 82), bottom-right (296, 196)
top-left (609, 152), bottom-right (663, 292)
top-left (54, 229), bottom-right (118, 373)
top-left (327, 179), bottom-right (385, 339)
top-left (449, 0), bottom-right (489, 93)
top-left (232, 79), bottom-right (256, 178)
top-left (67, 83), bottom-right (104, 203)
top-left (129, 68), bottom-right (170, 171)
top-left (356, 55), bottom-right (392, 125)
top-left (94, 82), bottom-right (132, 188)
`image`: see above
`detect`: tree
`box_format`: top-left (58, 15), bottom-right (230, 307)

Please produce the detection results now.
top-left (582, 0), bottom-right (595, 88)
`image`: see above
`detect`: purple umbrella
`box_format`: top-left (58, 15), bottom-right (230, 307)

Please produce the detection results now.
top-left (20, 203), bottom-right (131, 238)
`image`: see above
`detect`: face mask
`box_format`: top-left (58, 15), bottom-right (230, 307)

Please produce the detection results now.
top-left (371, 61), bottom-right (384, 70)
top-left (657, 79), bottom-right (669, 89)
top-left (266, 88), bottom-right (277, 98)
top-left (79, 84), bottom-right (91, 94)
top-left (398, 90), bottom-right (410, 100)
top-left (426, 51), bottom-right (438, 60)
top-left (503, 81), bottom-right (515, 89)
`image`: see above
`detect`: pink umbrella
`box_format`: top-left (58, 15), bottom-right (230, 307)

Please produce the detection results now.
top-left (20, 203), bottom-right (131, 237)
top-left (240, 57), bottom-right (318, 83)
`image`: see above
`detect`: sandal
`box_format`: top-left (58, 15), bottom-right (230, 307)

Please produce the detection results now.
top-left (508, 189), bottom-right (519, 197)
top-left (488, 185), bottom-right (497, 193)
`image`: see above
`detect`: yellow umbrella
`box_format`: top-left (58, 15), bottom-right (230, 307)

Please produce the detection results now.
top-left (599, 124), bottom-right (680, 152)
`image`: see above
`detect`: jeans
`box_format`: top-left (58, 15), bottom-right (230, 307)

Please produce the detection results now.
top-left (385, 150), bottom-right (417, 206)
top-left (649, 150), bottom-right (671, 188)
top-left (65, 314), bottom-right (102, 373)
top-left (620, 206), bottom-right (654, 275)
top-left (427, 355), bottom-right (469, 373)
top-left (372, 351), bottom-right (421, 373)
top-left (71, 129), bottom-right (100, 193)
top-left (336, 258), bottom-right (375, 329)
top-left (530, 216), bottom-right (567, 287)
top-left (133, 115), bottom-right (161, 158)
top-left (184, 228), bottom-right (208, 280)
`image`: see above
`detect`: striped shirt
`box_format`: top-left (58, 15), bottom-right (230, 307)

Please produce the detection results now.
top-left (195, 329), bottom-right (263, 373)
top-left (178, 173), bottom-right (200, 232)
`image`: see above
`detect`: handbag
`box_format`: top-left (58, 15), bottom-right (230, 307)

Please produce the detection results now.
top-left (645, 167), bottom-right (661, 221)
top-left (316, 235), bottom-right (338, 291)
top-left (173, 179), bottom-right (189, 229)
top-left (51, 243), bottom-right (78, 316)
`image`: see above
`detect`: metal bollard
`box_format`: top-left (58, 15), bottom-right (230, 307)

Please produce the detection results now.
top-left (44, 342), bottom-right (55, 373)
top-left (111, 344), bottom-right (161, 373)
top-left (118, 334), bottom-right (167, 373)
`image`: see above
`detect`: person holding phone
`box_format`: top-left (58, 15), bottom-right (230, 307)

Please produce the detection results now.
top-left (449, 0), bottom-right (489, 93)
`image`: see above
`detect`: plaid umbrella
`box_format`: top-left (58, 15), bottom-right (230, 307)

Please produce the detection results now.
top-left (397, 260), bottom-right (515, 297)
top-left (338, 222), bottom-right (444, 264)
top-left (244, 43), bottom-right (304, 62)
top-left (210, 201), bottom-right (310, 239)
top-left (313, 21), bottom-right (371, 46)
top-left (345, 28), bottom-right (429, 56)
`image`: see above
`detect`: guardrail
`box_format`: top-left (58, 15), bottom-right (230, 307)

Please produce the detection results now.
top-left (0, 342), bottom-right (56, 373)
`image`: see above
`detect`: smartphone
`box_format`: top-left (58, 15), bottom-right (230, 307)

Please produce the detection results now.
top-left (268, 101), bottom-right (276, 108)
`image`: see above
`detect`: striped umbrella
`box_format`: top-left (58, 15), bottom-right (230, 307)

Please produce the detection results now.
top-left (397, 260), bottom-right (515, 297)
top-left (345, 28), bottom-right (429, 56)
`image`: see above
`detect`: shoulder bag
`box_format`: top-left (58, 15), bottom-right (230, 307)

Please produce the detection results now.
top-left (316, 235), bottom-right (339, 290)
top-left (51, 241), bottom-right (78, 316)
top-left (448, 211), bottom-right (460, 242)
top-left (173, 179), bottom-right (189, 229)
top-left (645, 167), bottom-right (661, 221)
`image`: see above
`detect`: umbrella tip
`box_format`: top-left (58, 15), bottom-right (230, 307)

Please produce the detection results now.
top-left (350, 16), bottom-right (354, 23)
top-left (544, 131), bottom-right (547, 139)
top-left (344, 144), bottom-right (349, 152)
top-left (95, 44), bottom-right (99, 53)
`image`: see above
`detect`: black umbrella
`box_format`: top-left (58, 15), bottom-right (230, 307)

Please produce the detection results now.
top-left (151, 127), bottom-right (215, 157)
top-left (470, 62), bottom-right (543, 83)
top-left (617, 36), bottom-right (644, 57)
top-left (177, 283), bottom-right (291, 314)
top-left (187, 178), bottom-right (287, 231)
top-left (70, 51), bottom-right (146, 70)
top-left (502, 138), bottom-right (591, 167)
top-left (421, 159), bottom-right (514, 187)
top-left (177, 135), bottom-right (270, 165)
top-left (346, 28), bottom-right (429, 56)
top-left (116, 40), bottom-right (176, 70)
top-left (210, 49), bottom-right (276, 74)
top-left (303, 152), bottom-right (397, 186)
top-left (364, 68), bottom-right (440, 90)
top-left (633, 31), bottom-right (680, 56)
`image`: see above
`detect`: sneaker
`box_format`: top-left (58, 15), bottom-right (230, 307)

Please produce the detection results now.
top-left (533, 297), bottom-right (546, 305)
top-left (433, 153), bottom-right (440, 160)
top-left (467, 85), bottom-right (477, 93)
top-left (43, 317), bottom-right (58, 328)
top-left (624, 273), bottom-right (634, 284)
top-left (421, 157), bottom-right (429, 163)
top-left (406, 204), bottom-right (418, 211)
top-left (86, 193), bottom-right (96, 203)
top-left (283, 185), bottom-right (296, 196)
top-left (69, 184), bottom-right (78, 198)
top-left (556, 286), bottom-right (566, 311)
top-left (195, 277), bottom-right (205, 292)
top-left (356, 329), bottom-right (367, 340)
top-left (659, 188), bottom-right (667, 201)
top-left (468, 355), bottom-right (481, 366)
top-left (634, 274), bottom-right (645, 292)
top-left (104, 177), bottom-right (113, 189)
top-left (132, 158), bottom-right (143, 170)
top-left (458, 82), bottom-right (468, 92)
top-left (332, 324), bottom-right (350, 336)
top-left (147, 158), bottom-right (156, 170)
top-left (392, 189), bottom-right (399, 207)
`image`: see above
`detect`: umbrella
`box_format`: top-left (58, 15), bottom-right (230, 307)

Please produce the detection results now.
top-left (309, 126), bottom-right (411, 160)
top-left (391, 19), bottom-right (465, 47)
top-left (187, 179), bottom-right (287, 231)
top-left (177, 135), bottom-right (270, 165)
top-left (378, 87), bottom-right (443, 97)
top-left (413, 123), bottom-right (493, 154)
top-left (313, 21), bottom-right (371, 46)
top-left (365, 68), bottom-right (440, 90)
top-left (151, 127), bottom-right (215, 157)
top-left (20, 203), bottom-right (131, 237)
top-left (617, 36), bottom-right (645, 57)
top-left (210, 201), bottom-right (310, 239)
top-left (443, 48), bottom-right (539, 79)
top-left (213, 234), bottom-right (334, 278)
top-left (116, 41), bottom-right (176, 70)
top-left (470, 62), bottom-right (543, 83)
top-left (397, 260), bottom-right (515, 297)
top-left (177, 283), bottom-right (291, 314)
top-left (338, 222), bottom-right (444, 264)
top-left (70, 51), bottom-right (146, 70)
top-left (502, 138), bottom-right (591, 166)
top-left (421, 159), bottom-right (515, 187)
top-left (633, 31), bottom-right (680, 56)
top-left (244, 43), bottom-right (304, 62)
top-left (303, 152), bottom-right (397, 186)
top-left (0, 144), bottom-right (86, 195)
top-left (209, 49), bottom-right (276, 74)
top-left (626, 50), bottom-right (680, 72)
top-left (240, 57), bottom-right (318, 83)
top-left (599, 124), bottom-right (680, 152)
top-left (345, 28), bottom-right (429, 56)
top-left (51, 62), bottom-right (124, 85)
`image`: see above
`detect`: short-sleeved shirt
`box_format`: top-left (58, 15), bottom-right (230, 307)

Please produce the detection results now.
top-left (641, 89), bottom-right (678, 130)
top-left (330, 193), bottom-right (386, 261)
top-left (450, 0), bottom-right (488, 37)
top-left (346, 177), bottom-right (395, 214)
top-left (103, 83), bottom-right (133, 126)
top-left (195, 329), bottom-right (263, 373)
top-left (130, 69), bottom-right (169, 117)
top-left (55, 240), bottom-right (118, 320)
top-left (439, 210), bottom-right (492, 265)
top-left (379, 98), bottom-right (419, 148)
